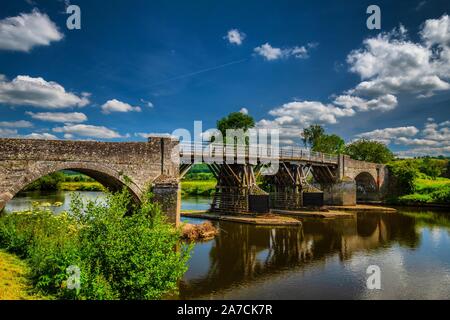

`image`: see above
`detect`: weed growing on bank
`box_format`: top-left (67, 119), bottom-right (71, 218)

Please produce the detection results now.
top-left (0, 189), bottom-right (191, 300)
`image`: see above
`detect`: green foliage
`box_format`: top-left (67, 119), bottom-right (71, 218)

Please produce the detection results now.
top-left (313, 134), bottom-right (345, 154)
top-left (418, 158), bottom-right (447, 179)
top-left (301, 125), bottom-right (325, 148)
top-left (181, 180), bottom-right (216, 196)
top-left (216, 112), bottom-right (255, 138)
top-left (183, 164), bottom-right (215, 181)
top-left (0, 189), bottom-right (191, 300)
top-left (24, 172), bottom-right (65, 191)
top-left (345, 139), bottom-right (394, 163)
top-left (387, 161), bottom-right (419, 195)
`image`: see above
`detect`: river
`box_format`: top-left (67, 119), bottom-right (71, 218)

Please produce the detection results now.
top-left (4, 191), bottom-right (450, 299)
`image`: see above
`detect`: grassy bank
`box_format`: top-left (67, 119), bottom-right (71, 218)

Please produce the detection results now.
top-left (0, 190), bottom-right (191, 300)
top-left (393, 177), bottom-right (450, 205)
top-left (0, 250), bottom-right (50, 300)
top-left (59, 182), bottom-right (104, 192)
top-left (181, 180), bottom-right (216, 197)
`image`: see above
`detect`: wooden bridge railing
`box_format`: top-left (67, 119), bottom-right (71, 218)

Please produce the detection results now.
top-left (178, 142), bottom-right (339, 165)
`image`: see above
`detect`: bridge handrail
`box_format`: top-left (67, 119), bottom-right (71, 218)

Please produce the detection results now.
top-left (178, 142), bottom-right (339, 164)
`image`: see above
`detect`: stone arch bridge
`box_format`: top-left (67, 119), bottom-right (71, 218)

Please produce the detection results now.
top-left (0, 137), bottom-right (388, 225)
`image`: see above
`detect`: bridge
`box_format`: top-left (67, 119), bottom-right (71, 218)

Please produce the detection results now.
top-left (0, 136), bottom-right (388, 225)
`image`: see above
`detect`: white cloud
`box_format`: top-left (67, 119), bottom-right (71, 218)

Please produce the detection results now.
top-left (225, 29), bottom-right (246, 45)
top-left (24, 132), bottom-right (58, 140)
top-left (0, 120), bottom-right (33, 128)
top-left (0, 75), bottom-right (89, 108)
top-left (140, 99), bottom-right (154, 108)
top-left (333, 94), bottom-right (398, 111)
top-left (53, 124), bottom-right (123, 139)
top-left (254, 42), bottom-right (318, 61)
top-left (0, 128), bottom-right (17, 137)
top-left (101, 99), bottom-right (141, 114)
top-left (357, 126), bottom-right (419, 143)
top-left (26, 111), bottom-right (87, 123)
top-left (0, 10), bottom-right (63, 52)
top-left (356, 119), bottom-right (450, 156)
top-left (347, 16), bottom-right (450, 98)
top-left (135, 132), bottom-right (173, 139)
top-left (239, 107), bottom-right (248, 115)
top-left (254, 43), bottom-right (284, 61)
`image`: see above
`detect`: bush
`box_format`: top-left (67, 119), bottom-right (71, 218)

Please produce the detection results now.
top-left (387, 161), bottom-right (419, 195)
top-left (0, 189), bottom-right (191, 300)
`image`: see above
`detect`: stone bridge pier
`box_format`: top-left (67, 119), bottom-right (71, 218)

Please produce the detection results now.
top-left (322, 155), bottom-right (388, 205)
top-left (0, 136), bottom-right (181, 225)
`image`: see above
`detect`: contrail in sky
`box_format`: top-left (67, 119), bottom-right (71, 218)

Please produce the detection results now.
top-left (147, 58), bottom-right (249, 87)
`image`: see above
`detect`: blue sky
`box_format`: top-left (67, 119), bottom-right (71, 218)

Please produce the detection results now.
top-left (0, 0), bottom-right (449, 157)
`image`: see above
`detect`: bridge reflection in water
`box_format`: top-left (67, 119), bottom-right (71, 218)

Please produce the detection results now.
top-left (178, 212), bottom-right (419, 299)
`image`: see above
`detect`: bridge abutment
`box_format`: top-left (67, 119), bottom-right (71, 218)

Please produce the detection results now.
top-left (322, 179), bottom-right (357, 206)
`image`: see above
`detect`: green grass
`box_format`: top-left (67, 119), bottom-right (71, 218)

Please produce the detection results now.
top-left (0, 250), bottom-right (51, 300)
top-left (181, 180), bottom-right (216, 196)
top-left (59, 182), bottom-right (105, 192)
top-left (394, 177), bottom-right (450, 205)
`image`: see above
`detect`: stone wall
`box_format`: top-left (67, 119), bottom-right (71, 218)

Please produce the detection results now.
top-left (0, 137), bottom-right (181, 224)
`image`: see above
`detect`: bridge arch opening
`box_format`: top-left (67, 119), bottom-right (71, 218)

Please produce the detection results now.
top-left (355, 172), bottom-right (378, 202)
top-left (2, 163), bottom-right (142, 212)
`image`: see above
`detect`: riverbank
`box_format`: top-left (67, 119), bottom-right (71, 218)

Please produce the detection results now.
top-left (0, 250), bottom-right (49, 300)
top-left (181, 180), bottom-right (216, 196)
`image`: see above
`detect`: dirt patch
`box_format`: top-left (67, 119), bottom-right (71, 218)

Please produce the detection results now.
top-left (181, 221), bottom-right (218, 241)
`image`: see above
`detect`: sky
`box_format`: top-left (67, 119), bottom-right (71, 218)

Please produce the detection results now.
top-left (0, 0), bottom-right (449, 157)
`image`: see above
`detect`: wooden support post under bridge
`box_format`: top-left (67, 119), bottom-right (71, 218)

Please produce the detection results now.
top-left (208, 163), bottom-right (268, 214)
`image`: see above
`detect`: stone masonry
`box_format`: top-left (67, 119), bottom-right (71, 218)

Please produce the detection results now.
top-left (0, 136), bottom-right (181, 225)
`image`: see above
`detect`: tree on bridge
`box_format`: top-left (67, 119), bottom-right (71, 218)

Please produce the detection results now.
top-left (344, 139), bottom-right (394, 164)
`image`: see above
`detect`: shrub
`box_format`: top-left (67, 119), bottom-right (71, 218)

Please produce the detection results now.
top-left (0, 189), bottom-right (191, 300)
top-left (387, 161), bottom-right (419, 195)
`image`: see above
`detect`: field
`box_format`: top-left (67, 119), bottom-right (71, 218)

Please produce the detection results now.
top-left (181, 180), bottom-right (216, 196)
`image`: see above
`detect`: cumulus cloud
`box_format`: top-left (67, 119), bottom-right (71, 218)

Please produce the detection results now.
top-left (254, 42), bottom-right (317, 61)
top-left (101, 99), bottom-right (141, 114)
top-left (0, 75), bottom-right (89, 108)
top-left (0, 120), bottom-right (33, 128)
top-left (26, 111), bottom-right (87, 123)
top-left (24, 132), bottom-right (58, 140)
top-left (0, 10), bottom-right (63, 52)
top-left (356, 126), bottom-right (419, 144)
top-left (224, 29), bottom-right (246, 45)
top-left (333, 94), bottom-right (398, 112)
top-left (53, 124), bottom-right (123, 139)
top-left (239, 107), bottom-right (248, 115)
top-left (347, 16), bottom-right (450, 98)
top-left (356, 119), bottom-right (450, 156)
top-left (0, 128), bottom-right (18, 137)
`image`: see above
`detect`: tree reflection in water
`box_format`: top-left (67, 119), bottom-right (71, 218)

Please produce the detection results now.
top-left (179, 212), bottom-right (420, 298)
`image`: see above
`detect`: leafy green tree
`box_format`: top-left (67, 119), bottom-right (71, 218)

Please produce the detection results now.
top-left (344, 139), bottom-right (394, 164)
top-left (419, 158), bottom-right (446, 179)
top-left (302, 124), bottom-right (325, 148)
top-left (313, 134), bottom-right (345, 154)
top-left (216, 112), bottom-right (255, 137)
top-left (387, 161), bottom-right (419, 195)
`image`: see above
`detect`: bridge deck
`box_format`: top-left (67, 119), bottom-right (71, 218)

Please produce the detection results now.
top-left (179, 143), bottom-right (339, 165)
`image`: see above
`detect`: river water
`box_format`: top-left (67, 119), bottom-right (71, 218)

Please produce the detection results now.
top-left (4, 191), bottom-right (450, 299)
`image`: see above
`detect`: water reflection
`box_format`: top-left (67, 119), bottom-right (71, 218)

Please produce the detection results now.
top-left (179, 211), bottom-right (436, 299)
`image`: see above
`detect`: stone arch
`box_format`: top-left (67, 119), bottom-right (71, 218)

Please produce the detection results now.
top-left (3, 161), bottom-right (143, 206)
top-left (354, 171), bottom-right (378, 202)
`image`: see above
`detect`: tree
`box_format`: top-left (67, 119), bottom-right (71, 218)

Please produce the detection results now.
top-left (313, 134), bottom-right (345, 154)
top-left (419, 158), bottom-right (446, 179)
top-left (216, 112), bottom-right (255, 144)
top-left (344, 139), bottom-right (394, 164)
top-left (302, 125), bottom-right (325, 148)
top-left (301, 125), bottom-right (344, 154)
top-left (217, 112), bottom-right (255, 136)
